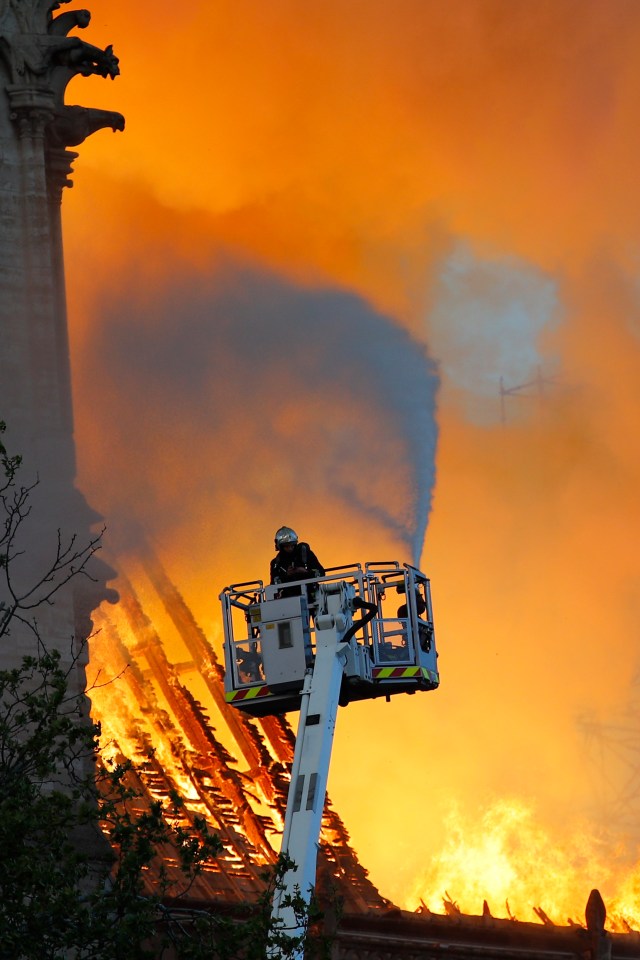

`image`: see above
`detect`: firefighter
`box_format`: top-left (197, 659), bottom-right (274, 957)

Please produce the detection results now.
top-left (270, 526), bottom-right (324, 593)
top-left (397, 585), bottom-right (432, 653)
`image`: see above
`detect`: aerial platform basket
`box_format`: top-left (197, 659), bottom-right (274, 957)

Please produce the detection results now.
top-left (220, 561), bottom-right (439, 718)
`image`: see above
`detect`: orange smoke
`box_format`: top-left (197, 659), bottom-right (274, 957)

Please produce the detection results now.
top-left (64, 0), bottom-right (640, 921)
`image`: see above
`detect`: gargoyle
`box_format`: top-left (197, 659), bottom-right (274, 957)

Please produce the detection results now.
top-left (48, 104), bottom-right (125, 147)
top-left (47, 36), bottom-right (119, 102)
top-left (49, 8), bottom-right (91, 36)
top-left (55, 36), bottom-right (119, 79)
top-left (0, 32), bottom-right (118, 85)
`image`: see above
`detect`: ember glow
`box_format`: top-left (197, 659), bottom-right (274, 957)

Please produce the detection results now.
top-left (65, 0), bottom-right (640, 925)
top-left (408, 798), bottom-right (640, 931)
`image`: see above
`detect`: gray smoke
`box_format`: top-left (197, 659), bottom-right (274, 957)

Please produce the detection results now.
top-left (85, 260), bottom-right (438, 564)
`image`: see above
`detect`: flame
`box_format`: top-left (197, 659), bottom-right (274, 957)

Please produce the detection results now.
top-left (88, 593), bottom-right (281, 865)
top-left (407, 798), bottom-right (640, 930)
top-left (89, 612), bottom-right (209, 809)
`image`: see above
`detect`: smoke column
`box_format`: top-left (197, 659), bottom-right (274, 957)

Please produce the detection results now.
top-left (77, 255), bottom-right (438, 579)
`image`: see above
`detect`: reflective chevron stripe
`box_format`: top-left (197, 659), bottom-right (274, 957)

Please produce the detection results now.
top-left (226, 685), bottom-right (272, 703)
top-left (227, 666), bottom-right (439, 703)
top-left (373, 665), bottom-right (438, 683)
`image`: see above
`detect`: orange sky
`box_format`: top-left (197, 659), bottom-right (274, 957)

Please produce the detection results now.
top-left (63, 0), bottom-right (640, 922)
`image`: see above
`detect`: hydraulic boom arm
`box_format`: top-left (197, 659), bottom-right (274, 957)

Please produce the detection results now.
top-left (270, 581), bottom-right (356, 951)
top-left (219, 562), bottom-right (439, 958)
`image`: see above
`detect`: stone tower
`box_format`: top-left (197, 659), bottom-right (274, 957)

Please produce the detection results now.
top-left (0, 1), bottom-right (122, 667)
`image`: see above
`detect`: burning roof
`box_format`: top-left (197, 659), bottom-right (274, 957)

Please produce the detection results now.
top-left (88, 535), bottom-right (386, 913)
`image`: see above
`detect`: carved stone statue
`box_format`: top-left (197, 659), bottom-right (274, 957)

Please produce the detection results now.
top-left (48, 104), bottom-right (125, 147)
top-left (585, 889), bottom-right (612, 960)
top-left (49, 8), bottom-right (91, 36)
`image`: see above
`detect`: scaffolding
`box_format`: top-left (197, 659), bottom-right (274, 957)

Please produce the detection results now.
top-left (578, 667), bottom-right (640, 834)
top-left (499, 366), bottom-right (560, 424)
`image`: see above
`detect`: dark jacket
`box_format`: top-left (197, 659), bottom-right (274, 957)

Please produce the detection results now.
top-left (270, 542), bottom-right (325, 585)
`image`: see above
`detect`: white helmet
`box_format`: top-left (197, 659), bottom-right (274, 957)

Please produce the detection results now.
top-left (274, 526), bottom-right (298, 549)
